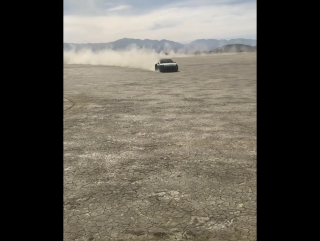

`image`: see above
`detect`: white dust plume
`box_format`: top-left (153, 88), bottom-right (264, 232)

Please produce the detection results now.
top-left (63, 45), bottom-right (193, 71)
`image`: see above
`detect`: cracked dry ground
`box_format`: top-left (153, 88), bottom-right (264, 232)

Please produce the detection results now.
top-left (64, 53), bottom-right (256, 241)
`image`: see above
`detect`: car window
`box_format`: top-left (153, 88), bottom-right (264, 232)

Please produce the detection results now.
top-left (160, 59), bottom-right (173, 63)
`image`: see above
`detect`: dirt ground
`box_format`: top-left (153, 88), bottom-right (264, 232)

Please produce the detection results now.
top-left (63, 52), bottom-right (256, 241)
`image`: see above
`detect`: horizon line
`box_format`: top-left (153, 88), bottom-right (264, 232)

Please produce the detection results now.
top-left (64, 37), bottom-right (257, 45)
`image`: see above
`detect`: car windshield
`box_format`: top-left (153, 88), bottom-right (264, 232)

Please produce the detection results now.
top-left (160, 59), bottom-right (174, 63)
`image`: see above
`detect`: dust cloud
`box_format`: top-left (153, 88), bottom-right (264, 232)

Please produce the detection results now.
top-left (63, 46), bottom-right (193, 71)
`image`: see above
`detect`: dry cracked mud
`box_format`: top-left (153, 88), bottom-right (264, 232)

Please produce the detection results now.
top-left (64, 52), bottom-right (256, 241)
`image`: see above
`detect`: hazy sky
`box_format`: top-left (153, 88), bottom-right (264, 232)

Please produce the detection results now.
top-left (64, 0), bottom-right (256, 43)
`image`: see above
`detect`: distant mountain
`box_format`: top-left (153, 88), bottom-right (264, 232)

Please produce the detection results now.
top-left (64, 38), bottom-right (256, 53)
top-left (64, 38), bottom-right (184, 53)
top-left (185, 38), bottom-right (256, 52)
top-left (109, 38), bottom-right (184, 52)
top-left (209, 44), bottom-right (256, 53)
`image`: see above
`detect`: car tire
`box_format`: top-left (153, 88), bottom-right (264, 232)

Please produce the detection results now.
top-left (155, 64), bottom-right (158, 71)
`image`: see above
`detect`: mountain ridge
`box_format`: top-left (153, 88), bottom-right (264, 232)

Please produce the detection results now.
top-left (64, 37), bottom-right (256, 53)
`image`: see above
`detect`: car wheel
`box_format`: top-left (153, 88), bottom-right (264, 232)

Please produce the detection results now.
top-left (155, 64), bottom-right (158, 71)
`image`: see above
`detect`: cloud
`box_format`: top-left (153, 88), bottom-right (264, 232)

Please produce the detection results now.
top-left (107, 5), bottom-right (131, 12)
top-left (64, 0), bottom-right (256, 43)
top-left (64, 0), bottom-right (256, 15)
top-left (149, 22), bottom-right (180, 30)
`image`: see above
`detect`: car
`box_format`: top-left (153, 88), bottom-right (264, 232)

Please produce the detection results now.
top-left (155, 59), bottom-right (178, 72)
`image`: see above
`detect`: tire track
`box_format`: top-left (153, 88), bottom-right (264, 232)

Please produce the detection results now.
top-left (64, 97), bottom-right (75, 112)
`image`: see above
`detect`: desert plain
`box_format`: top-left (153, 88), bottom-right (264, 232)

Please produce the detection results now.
top-left (63, 52), bottom-right (256, 241)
